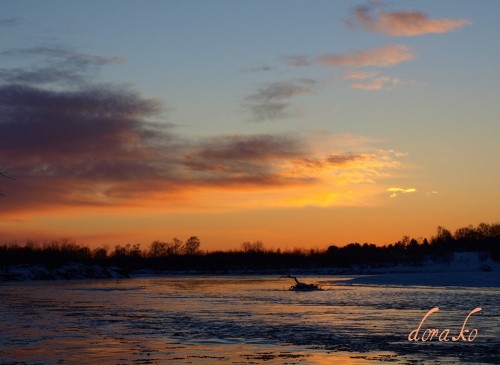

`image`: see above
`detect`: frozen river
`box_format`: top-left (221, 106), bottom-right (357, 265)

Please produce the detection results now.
top-left (1, 276), bottom-right (498, 364)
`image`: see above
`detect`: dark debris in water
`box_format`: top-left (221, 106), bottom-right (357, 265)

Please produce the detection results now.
top-left (243, 351), bottom-right (310, 361)
top-left (187, 354), bottom-right (229, 360)
top-left (350, 353), bottom-right (399, 362)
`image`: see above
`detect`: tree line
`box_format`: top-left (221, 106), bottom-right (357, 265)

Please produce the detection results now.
top-left (0, 223), bottom-right (498, 272)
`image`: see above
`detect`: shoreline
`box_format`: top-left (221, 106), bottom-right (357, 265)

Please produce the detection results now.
top-left (1, 252), bottom-right (499, 288)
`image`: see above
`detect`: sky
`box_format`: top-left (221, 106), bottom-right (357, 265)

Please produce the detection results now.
top-left (1, 0), bottom-right (499, 251)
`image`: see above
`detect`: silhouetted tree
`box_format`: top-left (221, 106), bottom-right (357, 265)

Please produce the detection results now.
top-left (93, 246), bottom-right (108, 261)
top-left (184, 236), bottom-right (201, 255)
top-left (149, 240), bottom-right (169, 257)
top-left (241, 240), bottom-right (264, 253)
top-left (169, 238), bottom-right (184, 255)
top-left (1, 222), bottom-right (499, 277)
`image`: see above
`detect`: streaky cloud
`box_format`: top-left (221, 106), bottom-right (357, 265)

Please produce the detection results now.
top-left (0, 46), bottom-right (125, 66)
top-left (317, 44), bottom-right (414, 68)
top-left (185, 134), bottom-right (306, 183)
top-left (342, 70), bottom-right (380, 80)
top-left (388, 187), bottom-right (416, 198)
top-left (343, 70), bottom-right (401, 90)
top-left (0, 46), bottom-right (124, 86)
top-left (284, 44), bottom-right (414, 71)
top-left (240, 65), bottom-right (275, 73)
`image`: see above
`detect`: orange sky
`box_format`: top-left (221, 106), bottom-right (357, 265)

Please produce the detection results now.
top-left (1, 1), bottom-right (498, 250)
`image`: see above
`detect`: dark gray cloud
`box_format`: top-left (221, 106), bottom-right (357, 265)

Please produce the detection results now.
top-left (326, 154), bottom-right (365, 165)
top-left (299, 154), bottom-right (366, 169)
top-left (0, 80), bottom-right (316, 210)
top-left (185, 134), bottom-right (306, 182)
top-left (0, 81), bottom-right (181, 209)
top-left (0, 46), bottom-right (173, 210)
top-left (244, 79), bottom-right (316, 122)
top-left (0, 84), bottom-right (164, 160)
top-left (0, 72), bottom-right (314, 211)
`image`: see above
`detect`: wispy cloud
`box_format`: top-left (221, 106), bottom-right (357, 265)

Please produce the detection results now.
top-left (240, 65), bottom-right (275, 73)
top-left (349, 2), bottom-right (471, 37)
top-left (244, 79), bottom-right (316, 121)
top-left (284, 44), bottom-right (414, 70)
top-left (0, 17), bottom-right (22, 27)
top-left (0, 46), bottom-right (124, 86)
top-left (342, 70), bottom-right (379, 80)
top-left (388, 187), bottom-right (416, 198)
top-left (343, 70), bottom-right (403, 91)
top-left (282, 55), bottom-right (312, 67)
top-left (318, 44), bottom-right (414, 68)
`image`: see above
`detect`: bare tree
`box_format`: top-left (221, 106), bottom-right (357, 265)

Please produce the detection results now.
top-left (241, 240), bottom-right (264, 253)
top-left (0, 165), bottom-right (15, 197)
top-left (149, 240), bottom-right (169, 257)
top-left (184, 236), bottom-right (201, 255)
top-left (168, 238), bottom-right (184, 255)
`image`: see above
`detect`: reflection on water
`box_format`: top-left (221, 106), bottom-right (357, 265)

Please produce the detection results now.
top-left (0, 276), bottom-right (498, 364)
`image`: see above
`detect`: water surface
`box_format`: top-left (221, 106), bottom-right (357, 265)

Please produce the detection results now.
top-left (1, 276), bottom-right (498, 364)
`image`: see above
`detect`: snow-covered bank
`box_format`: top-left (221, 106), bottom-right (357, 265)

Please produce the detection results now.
top-left (0, 263), bottom-right (127, 281)
top-left (341, 271), bottom-right (499, 287)
top-left (338, 252), bottom-right (500, 288)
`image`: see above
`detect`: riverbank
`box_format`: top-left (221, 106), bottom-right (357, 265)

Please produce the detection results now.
top-left (1, 252), bottom-right (499, 286)
top-left (0, 263), bottom-right (127, 281)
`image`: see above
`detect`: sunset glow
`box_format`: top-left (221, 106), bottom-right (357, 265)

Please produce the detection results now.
top-left (1, 1), bottom-right (499, 250)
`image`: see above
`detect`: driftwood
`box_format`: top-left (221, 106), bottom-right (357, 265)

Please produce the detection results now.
top-left (282, 275), bottom-right (321, 291)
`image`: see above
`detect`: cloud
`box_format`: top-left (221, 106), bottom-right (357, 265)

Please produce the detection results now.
top-left (0, 83), bottom-right (178, 209)
top-left (184, 134), bottom-right (308, 185)
top-left (318, 44), bottom-right (414, 68)
top-left (426, 190), bottom-right (441, 196)
top-left (349, 77), bottom-right (400, 90)
top-left (240, 65), bottom-right (275, 73)
top-left (0, 80), bottom-right (404, 212)
top-left (349, 2), bottom-right (471, 37)
top-left (342, 70), bottom-right (379, 80)
top-left (1, 89), bottom-right (405, 211)
top-left (244, 79), bottom-right (316, 121)
top-left (388, 187), bottom-right (416, 198)
top-left (0, 18), bottom-right (22, 27)
top-left (285, 44), bottom-right (414, 70)
top-left (283, 55), bottom-right (312, 67)
top-left (0, 84), bottom-right (164, 159)
top-left (0, 47), bottom-right (407, 213)
top-left (0, 46), bottom-right (124, 86)
top-left (342, 70), bottom-right (408, 91)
